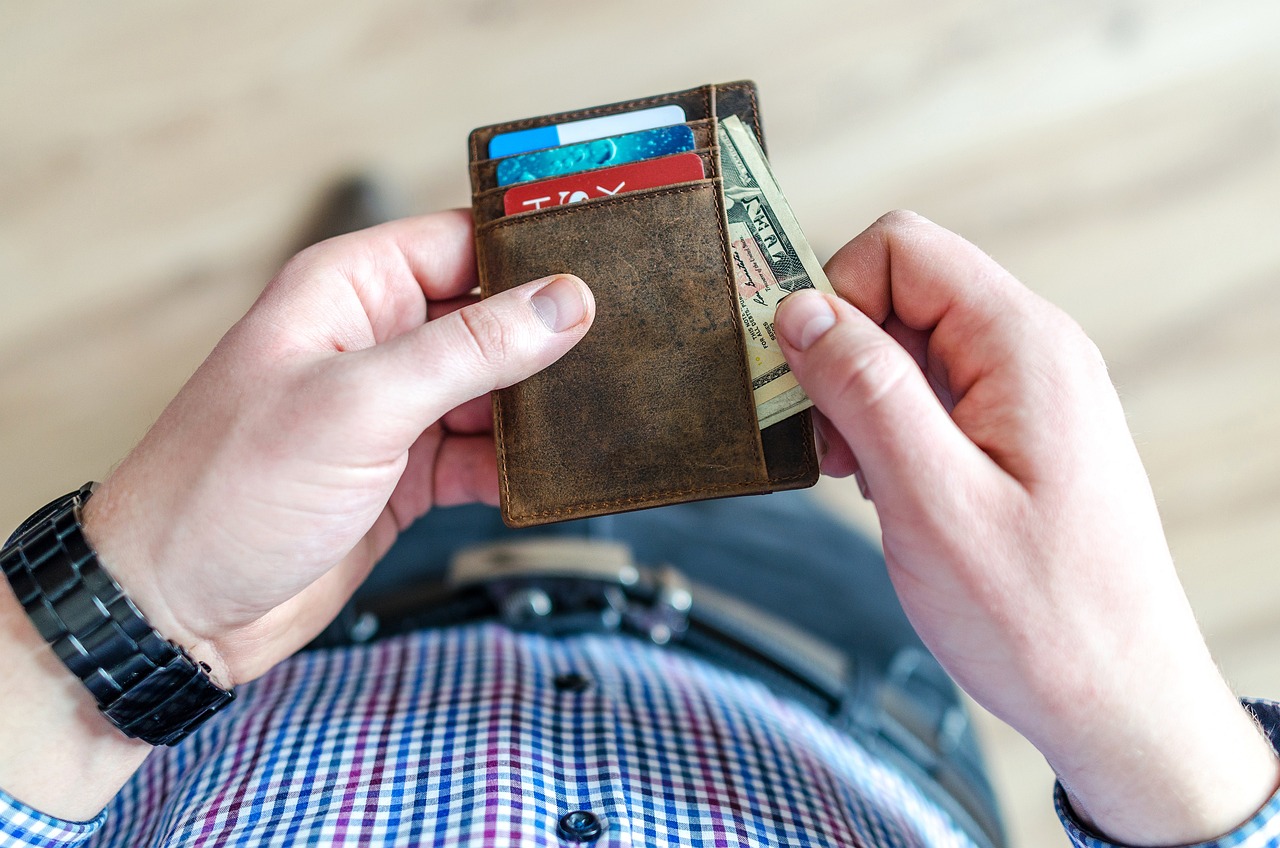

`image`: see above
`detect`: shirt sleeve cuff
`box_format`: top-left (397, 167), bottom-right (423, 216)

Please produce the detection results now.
top-left (1054, 698), bottom-right (1280, 848)
top-left (0, 786), bottom-right (104, 848)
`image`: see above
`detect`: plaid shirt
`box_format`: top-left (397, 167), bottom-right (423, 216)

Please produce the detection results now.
top-left (1, 625), bottom-right (1278, 847)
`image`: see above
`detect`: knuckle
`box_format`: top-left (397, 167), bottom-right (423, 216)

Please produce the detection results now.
top-left (877, 208), bottom-right (922, 228)
top-left (1069, 327), bottom-right (1114, 389)
top-left (872, 209), bottom-right (948, 256)
top-left (455, 302), bottom-right (512, 370)
top-left (277, 241), bottom-right (331, 282)
top-left (875, 208), bottom-right (931, 237)
top-left (829, 336), bottom-right (915, 412)
top-left (1021, 306), bottom-right (1117, 405)
top-left (1062, 315), bottom-right (1099, 354)
top-left (261, 241), bottom-right (352, 310)
top-left (1046, 309), bottom-right (1107, 369)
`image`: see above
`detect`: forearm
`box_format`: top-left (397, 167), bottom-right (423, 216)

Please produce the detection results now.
top-left (0, 579), bottom-right (151, 822)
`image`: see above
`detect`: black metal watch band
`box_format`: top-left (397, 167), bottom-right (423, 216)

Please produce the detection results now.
top-left (0, 483), bottom-right (234, 746)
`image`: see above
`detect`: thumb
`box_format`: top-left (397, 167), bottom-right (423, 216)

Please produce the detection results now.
top-left (775, 290), bottom-right (987, 511)
top-left (354, 274), bottom-right (594, 438)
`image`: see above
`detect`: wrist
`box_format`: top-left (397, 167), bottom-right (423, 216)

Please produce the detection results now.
top-left (1040, 643), bottom-right (1280, 845)
top-left (0, 572), bottom-right (151, 821)
top-left (81, 479), bottom-right (234, 688)
top-left (0, 482), bottom-right (235, 788)
top-left (1062, 721), bottom-right (1279, 847)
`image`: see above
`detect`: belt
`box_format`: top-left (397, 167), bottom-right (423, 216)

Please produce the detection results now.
top-left (321, 539), bottom-right (1004, 848)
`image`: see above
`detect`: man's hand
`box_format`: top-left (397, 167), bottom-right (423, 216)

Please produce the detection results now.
top-left (0, 210), bottom-right (593, 819)
top-left (82, 210), bottom-right (594, 687)
top-left (775, 212), bottom-right (1278, 845)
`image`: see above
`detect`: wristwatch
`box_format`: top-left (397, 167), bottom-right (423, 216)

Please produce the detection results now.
top-left (0, 483), bottom-right (234, 745)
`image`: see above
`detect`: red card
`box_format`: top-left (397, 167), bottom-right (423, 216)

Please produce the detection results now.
top-left (502, 152), bottom-right (706, 216)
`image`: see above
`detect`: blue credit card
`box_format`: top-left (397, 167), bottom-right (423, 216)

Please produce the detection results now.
top-left (495, 124), bottom-right (697, 188)
top-left (488, 104), bottom-right (687, 158)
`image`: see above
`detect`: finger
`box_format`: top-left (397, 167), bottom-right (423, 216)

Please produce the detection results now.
top-left (823, 210), bottom-right (1066, 403)
top-left (776, 290), bottom-right (1004, 517)
top-left (266, 442), bottom-right (491, 654)
top-left (385, 430), bottom-right (499, 517)
top-left (350, 274), bottom-right (595, 443)
top-left (428, 294), bottom-right (480, 321)
top-left (882, 314), bottom-right (954, 413)
top-left (385, 426), bottom-right (443, 531)
top-left (432, 434), bottom-right (500, 507)
top-left (359, 209), bottom-right (479, 302)
top-left (823, 210), bottom-right (1023, 325)
top-left (442, 394), bottom-right (493, 434)
top-left (820, 211), bottom-right (1112, 486)
top-left (811, 409), bottom-right (860, 478)
top-left (257, 210), bottom-right (481, 354)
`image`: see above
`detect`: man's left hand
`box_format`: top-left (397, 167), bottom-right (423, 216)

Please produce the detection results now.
top-left (82, 210), bottom-right (595, 686)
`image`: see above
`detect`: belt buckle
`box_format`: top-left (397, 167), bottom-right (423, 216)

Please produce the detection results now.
top-left (447, 540), bottom-right (691, 644)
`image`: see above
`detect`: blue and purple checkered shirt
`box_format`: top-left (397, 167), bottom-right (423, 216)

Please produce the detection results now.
top-left (2, 624), bottom-right (1278, 847)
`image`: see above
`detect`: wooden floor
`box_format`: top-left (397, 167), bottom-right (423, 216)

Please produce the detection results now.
top-left (3, 2), bottom-right (1279, 844)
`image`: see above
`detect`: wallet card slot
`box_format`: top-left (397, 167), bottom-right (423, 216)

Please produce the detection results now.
top-left (469, 80), bottom-right (815, 525)
top-left (470, 151), bottom-right (719, 228)
top-left (471, 118), bottom-right (716, 170)
top-left (470, 119), bottom-right (716, 195)
top-left (476, 180), bottom-right (771, 525)
top-left (468, 84), bottom-right (715, 172)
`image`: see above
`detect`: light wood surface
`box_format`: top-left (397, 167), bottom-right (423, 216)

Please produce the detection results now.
top-left (3, 2), bottom-right (1279, 844)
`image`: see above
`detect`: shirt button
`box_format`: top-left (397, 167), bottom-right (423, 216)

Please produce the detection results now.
top-left (553, 672), bottom-right (592, 693)
top-left (557, 809), bottom-right (605, 842)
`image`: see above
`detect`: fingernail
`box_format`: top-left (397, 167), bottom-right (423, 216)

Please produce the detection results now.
top-left (777, 291), bottom-right (837, 351)
top-left (531, 275), bottom-right (587, 332)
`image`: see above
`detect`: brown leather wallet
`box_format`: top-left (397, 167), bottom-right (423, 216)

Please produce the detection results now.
top-left (469, 81), bottom-right (818, 527)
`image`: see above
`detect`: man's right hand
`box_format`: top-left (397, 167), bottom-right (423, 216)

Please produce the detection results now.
top-left (774, 211), bottom-right (1278, 845)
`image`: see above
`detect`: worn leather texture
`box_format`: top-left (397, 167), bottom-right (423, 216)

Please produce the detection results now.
top-left (470, 82), bottom-right (818, 527)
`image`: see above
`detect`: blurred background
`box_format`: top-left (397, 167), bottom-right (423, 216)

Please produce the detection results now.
top-left (2, 2), bottom-right (1278, 844)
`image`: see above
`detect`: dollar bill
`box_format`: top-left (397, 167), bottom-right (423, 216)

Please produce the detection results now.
top-left (716, 115), bottom-right (835, 430)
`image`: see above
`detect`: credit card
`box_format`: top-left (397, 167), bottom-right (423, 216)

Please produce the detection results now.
top-left (503, 152), bottom-right (706, 216)
top-left (488, 104), bottom-right (686, 159)
top-left (495, 124), bottom-right (697, 188)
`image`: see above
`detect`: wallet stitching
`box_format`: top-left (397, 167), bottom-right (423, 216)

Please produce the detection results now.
top-left (485, 181), bottom-right (769, 516)
top-left (478, 97), bottom-right (716, 491)
top-left (470, 147), bottom-right (718, 205)
top-left (504, 456), bottom-right (813, 522)
top-left (476, 176), bottom-right (715, 231)
top-left (704, 154), bottom-right (772, 486)
top-left (707, 82), bottom-right (771, 483)
top-left (470, 87), bottom-right (713, 163)
top-left (510, 459), bottom-right (814, 522)
top-left (716, 81), bottom-right (811, 483)
top-left (469, 120), bottom-right (718, 172)
top-left (482, 81), bottom-right (815, 518)
top-left (478, 180), bottom-right (716, 235)
top-left (508, 479), bottom-right (784, 521)
top-left (468, 126), bottom-right (718, 200)
top-left (797, 413), bottom-right (817, 479)
top-left (716, 81), bottom-right (764, 141)
top-left (771, 462), bottom-right (812, 484)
